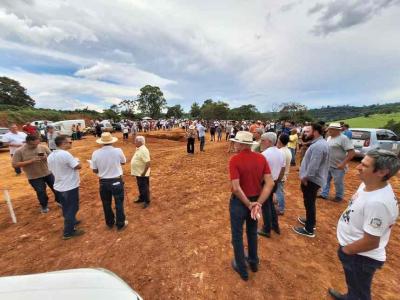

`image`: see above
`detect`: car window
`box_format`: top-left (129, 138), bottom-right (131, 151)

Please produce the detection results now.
top-left (376, 130), bottom-right (389, 141)
top-left (351, 130), bottom-right (370, 140)
top-left (0, 129), bottom-right (9, 134)
top-left (385, 130), bottom-right (398, 141)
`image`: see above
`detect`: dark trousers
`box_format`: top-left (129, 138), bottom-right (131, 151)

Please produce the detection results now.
top-left (123, 133), bottom-right (129, 139)
top-left (136, 176), bottom-right (150, 203)
top-left (187, 138), bottom-right (195, 153)
top-left (262, 184), bottom-right (279, 233)
top-left (338, 247), bottom-right (384, 300)
top-left (210, 131), bottom-right (215, 141)
top-left (301, 181), bottom-right (320, 233)
top-left (229, 195), bottom-right (259, 277)
top-left (11, 154), bottom-right (21, 174)
top-left (200, 136), bottom-right (205, 151)
top-left (28, 174), bottom-right (60, 208)
top-left (57, 187), bottom-right (79, 236)
top-left (99, 178), bottom-right (126, 228)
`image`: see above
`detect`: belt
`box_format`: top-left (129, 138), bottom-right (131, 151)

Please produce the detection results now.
top-left (99, 176), bottom-right (123, 182)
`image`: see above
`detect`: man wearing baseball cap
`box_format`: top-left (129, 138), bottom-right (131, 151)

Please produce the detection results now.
top-left (319, 122), bottom-right (355, 202)
top-left (91, 132), bottom-right (128, 230)
top-left (228, 131), bottom-right (274, 281)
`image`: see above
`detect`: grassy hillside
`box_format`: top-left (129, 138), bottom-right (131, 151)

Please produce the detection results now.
top-left (338, 112), bottom-right (400, 128)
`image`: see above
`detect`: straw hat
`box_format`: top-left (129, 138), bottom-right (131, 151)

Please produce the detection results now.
top-left (328, 122), bottom-right (342, 130)
top-left (229, 131), bottom-right (256, 145)
top-left (96, 132), bottom-right (118, 144)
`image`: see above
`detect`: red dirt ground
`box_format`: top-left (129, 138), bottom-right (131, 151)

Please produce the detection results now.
top-left (0, 130), bottom-right (399, 299)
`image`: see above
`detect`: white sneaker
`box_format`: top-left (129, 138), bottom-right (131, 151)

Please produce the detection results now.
top-left (40, 207), bottom-right (49, 213)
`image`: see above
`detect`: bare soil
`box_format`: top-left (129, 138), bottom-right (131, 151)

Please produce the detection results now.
top-left (0, 130), bottom-right (399, 299)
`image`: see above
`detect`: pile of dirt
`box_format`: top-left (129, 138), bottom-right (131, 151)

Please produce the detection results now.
top-left (0, 131), bottom-right (399, 299)
top-left (145, 130), bottom-right (187, 142)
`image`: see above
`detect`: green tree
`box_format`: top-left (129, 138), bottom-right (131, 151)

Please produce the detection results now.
top-left (190, 102), bottom-right (201, 118)
top-left (199, 99), bottom-right (230, 120)
top-left (103, 105), bottom-right (120, 121)
top-left (118, 99), bottom-right (136, 119)
top-left (136, 85), bottom-right (167, 119)
top-left (166, 104), bottom-right (183, 119)
top-left (0, 76), bottom-right (35, 107)
top-left (228, 104), bottom-right (260, 120)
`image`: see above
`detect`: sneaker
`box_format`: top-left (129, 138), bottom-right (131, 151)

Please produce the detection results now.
top-left (317, 195), bottom-right (328, 200)
top-left (292, 226), bottom-right (315, 238)
top-left (63, 229), bottom-right (85, 240)
top-left (143, 202), bottom-right (150, 209)
top-left (117, 220), bottom-right (129, 231)
top-left (257, 229), bottom-right (271, 238)
top-left (40, 207), bottom-right (49, 214)
top-left (297, 216), bottom-right (316, 230)
top-left (328, 288), bottom-right (346, 300)
top-left (231, 259), bottom-right (248, 281)
top-left (74, 220), bottom-right (81, 226)
top-left (134, 198), bottom-right (144, 203)
top-left (272, 227), bottom-right (281, 235)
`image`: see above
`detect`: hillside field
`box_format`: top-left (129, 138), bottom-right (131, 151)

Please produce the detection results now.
top-left (338, 112), bottom-right (400, 128)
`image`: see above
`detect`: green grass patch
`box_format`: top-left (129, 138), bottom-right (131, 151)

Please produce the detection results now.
top-left (338, 113), bottom-right (400, 128)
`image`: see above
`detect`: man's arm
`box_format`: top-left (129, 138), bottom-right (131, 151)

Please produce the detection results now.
top-left (231, 179), bottom-right (252, 209)
top-left (256, 173), bottom-right (275, 206)
top-left (337, 149), bottom-right (355, 169)
top-left (12, 151), bottom-right (40, 168)
top-left (277, 167), bottom-right (285, 182)
top-left (342, 232), bottom-right (380, 255)
top-left (141, 161), bottom-right (150, 177)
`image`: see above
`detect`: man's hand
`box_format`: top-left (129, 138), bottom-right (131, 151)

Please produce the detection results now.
top-left (337, 162), bottom-right (346, 170)
top-left (301, 177), bottom-right (308, 186)
top-left (30, 157), bottom-right (42, 163)
top-left (249, 202), bottom-right (262, 220)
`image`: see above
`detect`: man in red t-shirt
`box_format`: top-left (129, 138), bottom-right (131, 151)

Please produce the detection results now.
top-left (22, 122), bottom-right (38, 136)
top-left (229, 131), bottom-right (274, 281)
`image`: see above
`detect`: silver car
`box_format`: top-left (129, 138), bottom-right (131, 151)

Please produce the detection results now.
top-left (351, 128), bottom-right (400, 157)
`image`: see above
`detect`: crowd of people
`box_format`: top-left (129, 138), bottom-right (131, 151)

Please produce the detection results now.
top-left (2, 117), bottom-right (399, 300)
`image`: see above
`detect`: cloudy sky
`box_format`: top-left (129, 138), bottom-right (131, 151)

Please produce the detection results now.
top-left (1, 0), bottom-right (400, 112)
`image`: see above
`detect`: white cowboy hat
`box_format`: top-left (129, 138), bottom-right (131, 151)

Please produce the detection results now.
top-left (328, 122), bottom-right (342, 130)
top-left (96, 132), bottom-right (118, 144)
top-left (229, 131), bottom-right (256, 145)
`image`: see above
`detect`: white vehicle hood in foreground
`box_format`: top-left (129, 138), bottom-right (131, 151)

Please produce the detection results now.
top-left (0, 268), bottom-right (142, 300)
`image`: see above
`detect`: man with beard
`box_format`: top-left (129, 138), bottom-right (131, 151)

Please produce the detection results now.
top-left (293, 123), bottom-right (329, 238)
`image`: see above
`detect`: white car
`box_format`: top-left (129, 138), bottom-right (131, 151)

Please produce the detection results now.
top-left (0, 127), bottom-right (9, 148)
top-left (0, 268), bottom-right (143, 300)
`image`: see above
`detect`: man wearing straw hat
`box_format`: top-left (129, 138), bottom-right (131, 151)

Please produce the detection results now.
top-left (228, 131), bottom-right (275, 281)
top-left (91, 132), bottom-right (128, 230)
top-left (186, 125), bottom-right (196, 154)
top-left (131, 136), bottom-right (151, 209)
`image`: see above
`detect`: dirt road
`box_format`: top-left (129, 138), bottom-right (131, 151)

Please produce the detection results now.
top-left (0, 130), bottom-right (399, 299)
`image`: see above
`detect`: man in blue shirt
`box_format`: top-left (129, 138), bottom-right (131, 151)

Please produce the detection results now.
top-left (197, 122), bottom-right (206, 152)
top-left (342, 124), bottom-right (352, 139)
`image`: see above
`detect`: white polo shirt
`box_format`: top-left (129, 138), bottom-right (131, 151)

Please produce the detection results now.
top-left (91, 146), bottom-right (126, 179)
top-left (337, 183), bottom-right (399, 261)
top-left (47, 149), bottom-right (80, 192)
top-left (3, 131), bottom-right (27, 155)
top-left (262, 146), bottom-right (285, 181)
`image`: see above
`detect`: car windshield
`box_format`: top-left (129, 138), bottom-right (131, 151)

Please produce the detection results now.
top-left (351, 130), bottom-right (371, 140)
top-left (0, 128), bottom-right (9, 134)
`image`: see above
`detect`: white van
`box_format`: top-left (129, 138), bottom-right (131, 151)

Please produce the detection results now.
top-left (53, 119), bottom-right (86, 136)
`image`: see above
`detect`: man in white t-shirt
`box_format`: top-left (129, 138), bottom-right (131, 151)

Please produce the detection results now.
top-left (48, 135), bottom-right (84, 240)
top-left (91, 132), bottom-right (128, 230)
top-left (258, 132), bottom-right (285, 238)
top-left (329, 149), bottom-right (400, 300)
top-left (276, 133), bottom-right (292, 215)
top-left (3, 124), bottom-right (27, 175)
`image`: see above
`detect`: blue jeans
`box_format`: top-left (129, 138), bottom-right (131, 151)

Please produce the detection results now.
top-left (200, 136), bottom-right (205, 151)
top-left (229, 195), bottom-right (259, 277)
top-left (99, 178), bottom-right (126, 228)
top-left (321, 167), bottom-right (345, 199)
top-left (28, 174), bottom-right (61, 208)
top-left (289, 147), bottom-right (296, 165)
top-left (275, 180), bottom-right (285, 213)
top-left (338, 246), bottom-right (383, 300)
top-left (57, 187), bottom-right (79, 237)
